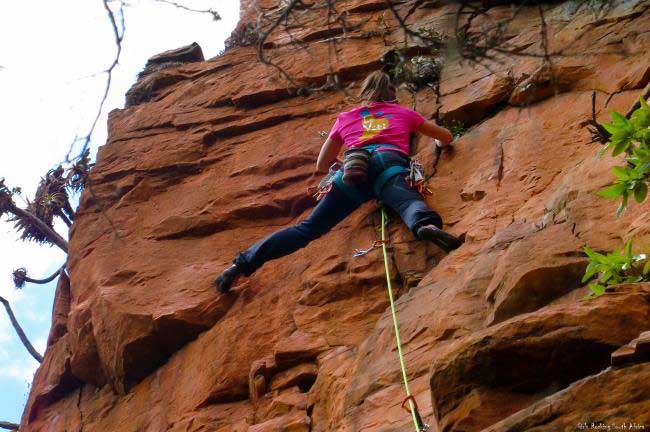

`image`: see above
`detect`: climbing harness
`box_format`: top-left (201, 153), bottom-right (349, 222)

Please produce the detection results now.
top-left (309, 143), bottom-right (412, 205)
top-left (337, 143), bottom-right (410, 203)
top-left (378, 208), bottom-right (430, 432)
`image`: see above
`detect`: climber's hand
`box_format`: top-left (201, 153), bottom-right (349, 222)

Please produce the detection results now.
top-left (418, 120), bottom-right (453, 145)
top-left (434, 139), bottom-right (448, 149)
top-left (436, 135), bottom-right (460, 148)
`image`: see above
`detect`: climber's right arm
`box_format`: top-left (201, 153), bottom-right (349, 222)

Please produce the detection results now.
top-left (417, 120), bottom-right (453, 146)
top-left (316, 136), bottom-right (343, 173)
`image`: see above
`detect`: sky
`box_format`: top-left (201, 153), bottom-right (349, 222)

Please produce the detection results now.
top-left (0, 0), bottom-right (240, 424)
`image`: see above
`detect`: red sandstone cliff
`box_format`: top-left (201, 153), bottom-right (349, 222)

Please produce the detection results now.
top-left (19, 0), bottom-right (650, 430)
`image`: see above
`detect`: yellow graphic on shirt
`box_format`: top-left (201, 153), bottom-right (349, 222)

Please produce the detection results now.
top-left (360, 109), bottom-right (390, 141)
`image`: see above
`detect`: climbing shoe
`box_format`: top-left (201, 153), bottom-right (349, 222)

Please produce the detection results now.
top-left (214, 264), bottom-right (242, 294)
top-left (416, 225), bottom-right (462, 253)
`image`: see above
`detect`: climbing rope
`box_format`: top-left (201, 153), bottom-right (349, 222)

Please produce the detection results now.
top-left (380, 207), bottom-right (429, 432)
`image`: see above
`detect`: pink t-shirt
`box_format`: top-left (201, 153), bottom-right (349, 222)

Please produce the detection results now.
top-left (327, 102), bottom-right (426, 155)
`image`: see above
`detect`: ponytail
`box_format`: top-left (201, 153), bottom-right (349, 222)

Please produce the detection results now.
top-left (358, 71), bottom-right (396, 104)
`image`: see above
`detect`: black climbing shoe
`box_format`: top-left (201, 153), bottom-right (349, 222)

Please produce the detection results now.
top-left (416, 225), bottom-right (462, 253)
top-left (214, 264), bottom-right (242, 294)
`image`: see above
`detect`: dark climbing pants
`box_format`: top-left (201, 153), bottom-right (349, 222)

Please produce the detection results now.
top-left (234, 150), bottom-right (443, 276)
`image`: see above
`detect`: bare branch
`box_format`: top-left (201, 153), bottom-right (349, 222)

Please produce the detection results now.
top-left (256, 0), bottom-right (303, 88)
top-left (0, 295), bottom-right (43, 363)
top-left (588, 82), bottom-right (650, 144)
top-left (152, 0), bottom-right (221, 20)
top-left (13, 265), bottom-right (65, 289)
top-left (66, 0), bottom-right (125, 162)
top-left (0, 420), bottom-right (19, 431)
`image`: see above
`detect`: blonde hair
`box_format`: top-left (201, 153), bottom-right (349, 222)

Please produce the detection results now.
top-left (358, 71), bottom-right (396, 104)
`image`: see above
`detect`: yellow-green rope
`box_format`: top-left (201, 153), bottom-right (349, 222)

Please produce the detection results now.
top-left (380, 208), bottom-right (420, 432)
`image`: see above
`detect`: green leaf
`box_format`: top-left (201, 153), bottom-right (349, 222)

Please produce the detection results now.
top-left (601, 270), bottom-right (613, 283)
top-left (641, 96), bottom-right (649, 110)
top-left (582, 293), bottom-right (596, 301)
top-left (584, 246), bottom-right (607, 263)
top-left (612, 111), bottom-right (629, 127)
top-left (631, 110), bottom-right (650, 129)
top-left (602, 122), bottom-right (619, 135)
top-left (582, 262), bottom-right (599, 283)
top-left (625, 240), bottom-right (633, 259)
top-left (598, 183), bottom-right (626, 199)
top-left (612, 166), bottom-right (630, 180)
top-left (634, 182), bottom-right (648, 203)
top-left (638, 162), bottom-right (650, 175)
top-left (589, 283), bottom-right (606, 296)
top-left (612, 138), bottom-right (631, 156)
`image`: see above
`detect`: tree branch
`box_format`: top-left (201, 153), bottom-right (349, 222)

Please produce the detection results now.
top-left (588, 82), bottom-right (650, 144)
top-left (0, 420), bottom-right (19, 431)
top-left (256, 0), bottom-right (303, 88)
top-left (153, 0), bottom-right (221, 20)
top-left (14, 265), bottom-right (65, 288)
top-left (0, 295), bottom-right (43, 363)
top-left (66, 0), bottom-right (125, 162)
top-left (6, 201), bottom-right (69, 253)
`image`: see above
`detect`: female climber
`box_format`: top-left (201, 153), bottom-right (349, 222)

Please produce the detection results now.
top-left (214, 70), bottom-right (461, 293)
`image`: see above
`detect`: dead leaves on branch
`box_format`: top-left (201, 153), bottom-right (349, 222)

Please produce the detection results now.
top-left (12, 266), bottom-right (64, 289)
top-left (0, 149), bottom-right (92, 250)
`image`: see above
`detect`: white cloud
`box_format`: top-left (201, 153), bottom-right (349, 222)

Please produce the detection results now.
top-left (1, 361), bottom-right (38, 383)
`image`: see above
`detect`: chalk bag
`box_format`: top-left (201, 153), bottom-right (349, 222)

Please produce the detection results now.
top-left (342, 148), bottom-right (371, 186)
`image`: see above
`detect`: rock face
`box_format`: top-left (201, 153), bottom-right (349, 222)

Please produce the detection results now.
top-left (20, 0), bottom-right (650, 431)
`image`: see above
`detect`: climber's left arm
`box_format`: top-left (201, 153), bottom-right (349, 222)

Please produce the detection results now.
top-left (316, 136), bottom-right (343, 173)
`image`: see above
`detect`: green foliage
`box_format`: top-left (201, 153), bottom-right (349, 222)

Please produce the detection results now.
top-left (415, 27), bottom-right (446, 55)
top-left (384, 28), bottom-right (446, 90)
top-left (581, 241), bottom-right (650, 299)
top-left (445, 121), bottom-right (467, 137)
top-left (408, 55), bottom-right (443, 88)
top-left (384, 51), bottom-right (443, 90)
top-left (598, 96), bottom-right (650, 215)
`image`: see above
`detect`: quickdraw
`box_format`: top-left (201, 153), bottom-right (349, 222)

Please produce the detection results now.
top-left (307, 162), bottom-right (341, 201)
top-left (402, 396), bottom-right (430, 432)
top-left (307, 183), bottom-right (332, 201)
top-left (352, 240), bottom-right (388, 258)
top-left (407, 159), bottom-right (433, 195)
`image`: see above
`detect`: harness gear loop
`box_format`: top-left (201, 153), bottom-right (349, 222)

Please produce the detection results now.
top-left (380, 208), bottom-right (426, 432)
